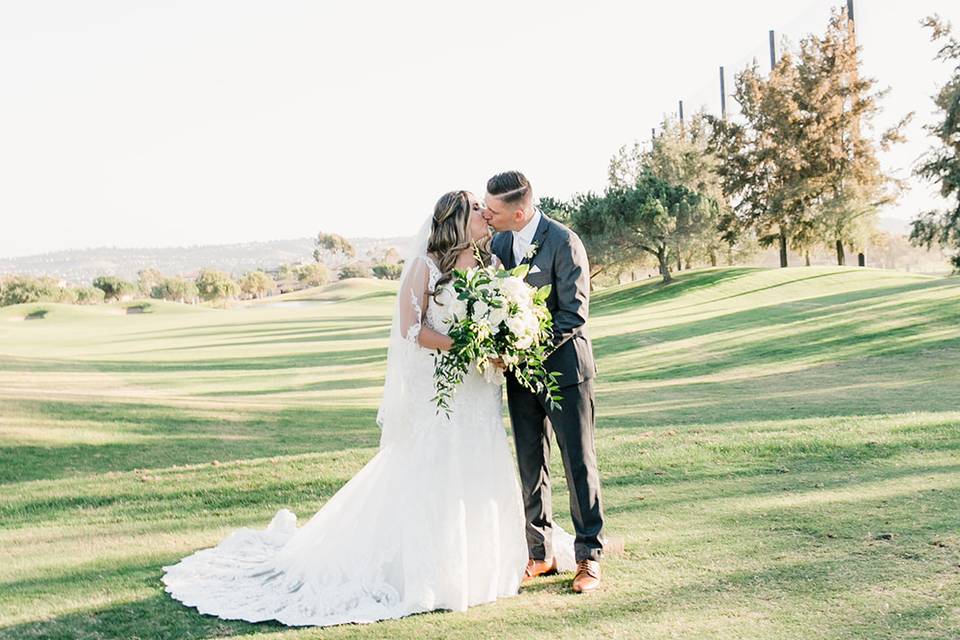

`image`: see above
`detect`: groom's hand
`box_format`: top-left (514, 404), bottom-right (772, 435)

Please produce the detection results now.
top-left (489, 356), bottom-right (506, 371)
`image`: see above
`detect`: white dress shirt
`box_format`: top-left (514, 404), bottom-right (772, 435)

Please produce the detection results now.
top-left (512, 208), bottom-right (542, 266)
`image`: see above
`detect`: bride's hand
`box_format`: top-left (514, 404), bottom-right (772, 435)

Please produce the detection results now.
top-left (489, 356), bottom-right (506, 371)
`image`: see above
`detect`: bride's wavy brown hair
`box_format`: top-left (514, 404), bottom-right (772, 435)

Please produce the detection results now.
top-left (427, 190), bottom-right (491, 300)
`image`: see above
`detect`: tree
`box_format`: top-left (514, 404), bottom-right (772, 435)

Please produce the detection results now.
top-left (645, 113), bottom-right (727, 267)
top-left (313, 232), bottom-right (356, 265)
top-left (796, 7), bottom-right (909, 265)
top-left (339, 263), bottom-right (372, 280)
top-left (569, 191), bottom-right (640, 281)
top-left (239, 270), bottom-right (275, 299)
top-left (584, 172), bottom-right (712, 284)
top-left (0, 276), bottom-right (59, 306)
top-left (92, 276), bottom-right (136, 302)
top-left (912, 15), bottom-right (960, 270)
top-left (75, 286), bottom-right (105, 305)
top-left (152, 277), bottom-right (198, 303)
top-left (372, 263), bottom-right (403, 280)
top-left (137, 268), bottom-right (165, 298)
top-left (537, 196), bottom-right (573, 225)
top-left (194, 269), bottom-right (239, 303)
top-left (296, 262), bottom-right (330, 287)
top-left (711, 54), bottom-right (819, 268)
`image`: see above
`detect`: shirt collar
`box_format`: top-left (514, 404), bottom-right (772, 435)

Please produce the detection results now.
top-left (513, 208), bottom-right (542, 245)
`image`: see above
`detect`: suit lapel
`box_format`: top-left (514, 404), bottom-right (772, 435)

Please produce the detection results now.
top-left (518, 213), bottom-right (551, 267)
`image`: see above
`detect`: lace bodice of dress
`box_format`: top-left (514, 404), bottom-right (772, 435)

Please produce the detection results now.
top-left (422, 257), bottom-right (452, 336)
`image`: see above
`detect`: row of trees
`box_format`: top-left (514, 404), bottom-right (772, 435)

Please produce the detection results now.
top-left (556, 8), bottom-right (953, 284)
top-left (0, 262), bottom-right (401, 308)
top-left (1, 231), bottom-right (408, 308)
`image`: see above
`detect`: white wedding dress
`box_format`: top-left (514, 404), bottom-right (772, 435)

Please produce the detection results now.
top-left (161, 251), bottom-right (575, 628)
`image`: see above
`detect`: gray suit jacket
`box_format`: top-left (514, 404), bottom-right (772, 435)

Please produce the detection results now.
top-left (492, 213), bottom-right (597, 388)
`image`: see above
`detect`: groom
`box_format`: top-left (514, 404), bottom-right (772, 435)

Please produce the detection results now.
top-left (483, 170), bottom-right (605, 594)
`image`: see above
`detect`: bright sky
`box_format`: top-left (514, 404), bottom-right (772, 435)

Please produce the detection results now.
top-left (2, 0), bottom-right (959, 258)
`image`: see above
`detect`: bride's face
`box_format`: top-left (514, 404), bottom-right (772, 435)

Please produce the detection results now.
top-left (466, 192), bottom-right (491, 242)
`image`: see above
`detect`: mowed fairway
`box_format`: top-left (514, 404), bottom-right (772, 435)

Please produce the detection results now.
top-left (0, 267), bottom-right (958, 640)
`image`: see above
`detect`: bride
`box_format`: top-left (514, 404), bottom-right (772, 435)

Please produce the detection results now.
top-left (161, 190), bottom-right (575, 627)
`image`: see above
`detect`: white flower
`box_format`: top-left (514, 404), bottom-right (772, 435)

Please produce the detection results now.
top-left (524, 242), bottom-right (539, 261)
top-left (449, 296), bottom-right (468, 321)
top-left (488, 305), bottom-right (508, 327)
top-left (434, 285), bottom-right (454, 306)
top-left (472, 299), bottom-right (489, 320)
top-left (500, 276), bottom-right (531, 304)
top-left (505, 315), bottom-right (526, 337)
top-left (516, 333), bottom-right (534, 350)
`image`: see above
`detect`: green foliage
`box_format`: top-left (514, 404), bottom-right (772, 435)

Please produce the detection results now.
top-left (0, 275), bottom-right (60, 306)
top-left (74, 286), bottom-right (105, 305)
top-left (912, 15), bottom-right (960, 270)
top-left (239, 270), bottom-right (275, 299)
top-left (537, 196), bottom-right (573, 225)
top-left (194, 269), bottom-right (239, 302)
top-left (371, 263), bottom-right (403, 280)
top-left (92, 275), bottom-right (136, 302)
top-left (295, 262), bottom-right (331, 287)
top-left (151, 277), bottom-right (198, 303)
top-left (338, 263), bottom-right (372, 280)
top-left (572, 171), bottom-right (716, 284)
top-left (137, 268), bottom-right (165, 298)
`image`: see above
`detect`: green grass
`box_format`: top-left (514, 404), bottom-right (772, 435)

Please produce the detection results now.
top-left (0, 266), bottom-right (958, 639)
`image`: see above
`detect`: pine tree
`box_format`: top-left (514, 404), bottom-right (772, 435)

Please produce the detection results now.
top-left (912, 16), bottom-right (960, 270)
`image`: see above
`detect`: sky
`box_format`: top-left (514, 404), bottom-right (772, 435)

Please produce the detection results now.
top-left (2, 0), bottom-right (959, 258)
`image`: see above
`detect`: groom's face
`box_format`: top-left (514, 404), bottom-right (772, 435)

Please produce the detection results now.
top-left (482, 194), bottom-right (524, 232)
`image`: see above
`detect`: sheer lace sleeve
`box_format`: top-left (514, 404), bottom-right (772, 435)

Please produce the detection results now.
top-left (397, 255), bottom-right (431, 345)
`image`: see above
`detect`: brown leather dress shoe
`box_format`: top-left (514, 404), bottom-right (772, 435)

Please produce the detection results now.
top-left (521, 557), bottom-right (558, 586)
top-left (572, 559), bottom-right (601, 593)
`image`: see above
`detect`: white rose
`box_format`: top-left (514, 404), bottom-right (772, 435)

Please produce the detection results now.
top-left (500, 276), bottom-right (531, 304)
top-left (505, 315), bottom-right (526, 337)
top-left (472, 299), bottom-right (489, 320)
top-left (516, 333), bottom-right (534, 350)
top-left (488, 305), bottom-right (508, 327)
top-left (449, 296), bottom-right (468, 321)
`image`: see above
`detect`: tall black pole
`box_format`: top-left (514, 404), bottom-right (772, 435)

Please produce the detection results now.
top-left (719, 66), bottom-right (727, 119)
top-left (651, 127), bottom-right (656, 144)
top-left (679, 100), bottom-right (684, 123)
top-left (769, 30), bottom-right (776, 70)
top-left (847, 0), bottom-right (854, 23)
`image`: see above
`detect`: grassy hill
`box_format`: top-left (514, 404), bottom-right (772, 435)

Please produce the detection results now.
top-left (0, 267), bottom-right (957, 639)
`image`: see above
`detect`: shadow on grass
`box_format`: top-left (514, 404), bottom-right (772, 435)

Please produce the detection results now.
top-left (592, 267), bottom-right (760, 315)
top-left (0, 592), bottom-right (287, 640)
top-left (0, 347), bottom-right (388, 374)
top-left (0, 402), bottom-right (381, 484)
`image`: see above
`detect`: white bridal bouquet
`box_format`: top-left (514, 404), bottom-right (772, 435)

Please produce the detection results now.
top-left (432, 261), bottom-right (563, 415)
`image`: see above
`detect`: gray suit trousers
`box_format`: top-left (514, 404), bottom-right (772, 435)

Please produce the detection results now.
top-left (505, 376), bottom-right (605, 563)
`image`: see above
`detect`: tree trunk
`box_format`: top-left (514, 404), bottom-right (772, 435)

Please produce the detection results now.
top-left (778, 230), bottom-right (788, 268)
top-left (836, 239), bottom-right (845, 266)
top-left (709, 250), bottom-right (717, 267)
top-left (658, 248), bottom-right (673, 284)
top-left (805, 251), bottom-right (811, 267)
top-left (676, 255), bottom-right (682, 272)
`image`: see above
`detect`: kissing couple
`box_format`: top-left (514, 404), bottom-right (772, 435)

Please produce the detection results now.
top-left (162, 170), bottom-right (606, 628)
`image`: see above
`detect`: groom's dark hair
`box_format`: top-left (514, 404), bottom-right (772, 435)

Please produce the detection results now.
top-left (487, 170), bottom-right (531, 204)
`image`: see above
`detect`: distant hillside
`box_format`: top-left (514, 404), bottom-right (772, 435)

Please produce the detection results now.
top-left (0, 236), bottom-right (412, 286)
